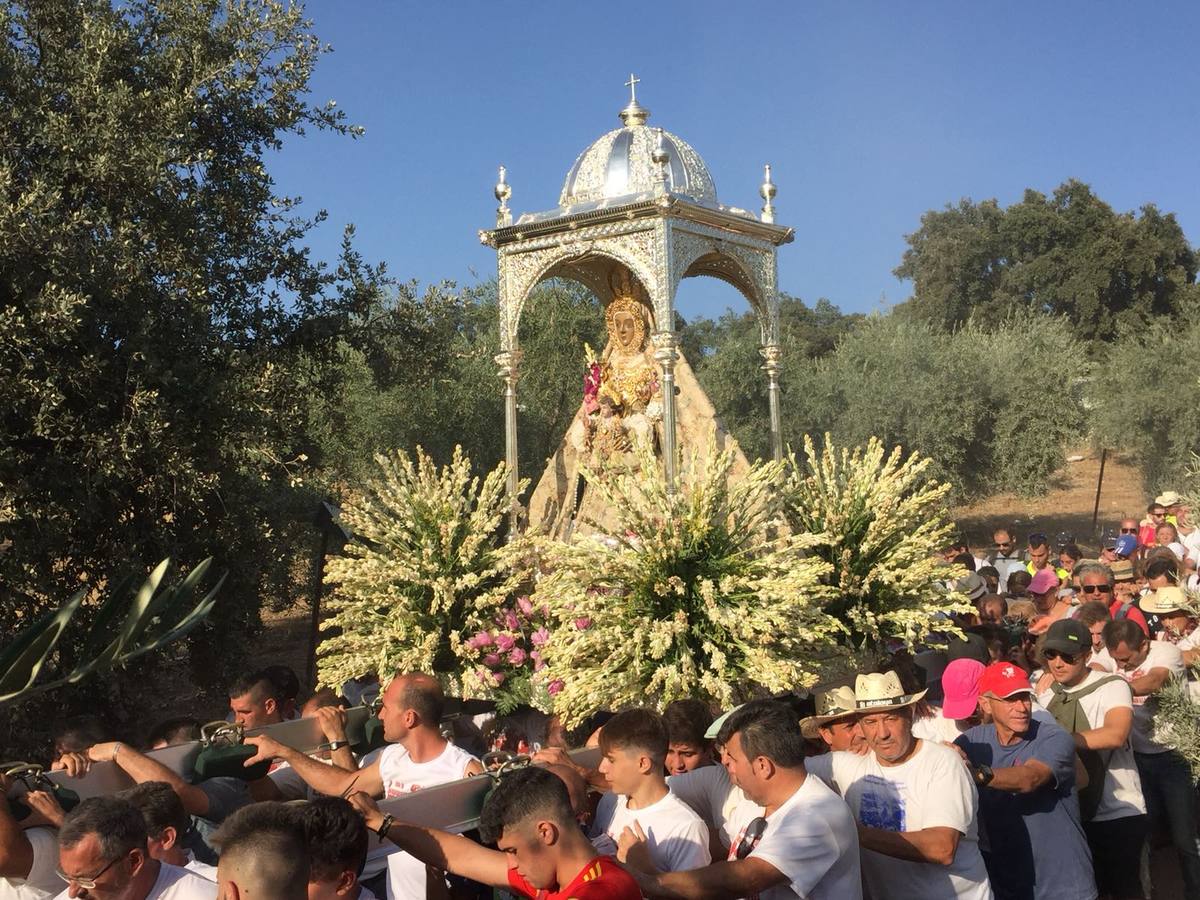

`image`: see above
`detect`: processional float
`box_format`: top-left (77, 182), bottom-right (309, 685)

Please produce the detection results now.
top-left (4, 76), bottom-right (791, 836)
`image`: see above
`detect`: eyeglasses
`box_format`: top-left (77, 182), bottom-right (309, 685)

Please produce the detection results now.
top-left (1120, 528), bottom-right (1138, 534)
top-left (994, 541), bottom-right (1012, 549)
top-left (1044, 649), bottom-right (1084, 664)
top-left (734, 816), bottom-right (767, 860)
top-left (1078, 584), bottom-right (1112, 594)
top-left (57, 854), bottom-right (124, 890)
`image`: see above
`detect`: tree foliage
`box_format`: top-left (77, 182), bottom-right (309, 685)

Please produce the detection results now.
top-left (0, 0), bottom-right (374, 698)
top-left (895, 180), bottom-right (1196, 343)
top-left (783, 312), bottom-right (1087, 500)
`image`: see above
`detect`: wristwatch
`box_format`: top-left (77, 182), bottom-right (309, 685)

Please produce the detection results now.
top-left (327, 740), bottom-right (349, 751)
top-left (973, 764), bottom-right (994, 787)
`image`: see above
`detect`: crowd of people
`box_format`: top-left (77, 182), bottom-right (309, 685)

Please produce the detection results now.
top-left (4, 494), bottom-right (1200, 899)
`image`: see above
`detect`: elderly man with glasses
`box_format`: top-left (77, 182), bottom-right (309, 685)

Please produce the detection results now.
top-left (51, 796), bottom-right (213, 900)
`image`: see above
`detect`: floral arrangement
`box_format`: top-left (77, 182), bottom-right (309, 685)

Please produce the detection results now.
top-left (531, 437), bottom-right (841, 729)
top-left (455, 594), bottom-right (566, 714)
top-left (782, 434), bottom-right (969, 652)
top-left (316, 446), bottom-right (530, 694)
top-left (780, 434), bottom-right (969, 653)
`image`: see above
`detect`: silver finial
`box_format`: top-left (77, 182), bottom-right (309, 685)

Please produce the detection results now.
top-left (652, 127), bottom-right (670, 191)
top-left (495, 165), bottom-right (512, 227)
top-left (759, 164), bottom-right (776, 224)
top-left (618, 73), bottom-right (650, 126)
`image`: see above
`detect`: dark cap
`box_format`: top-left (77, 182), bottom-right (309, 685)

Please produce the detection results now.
top-left (945, 633), bottom-right (990, 666)
top-left (1043, 618), bottom-right (1091, 654)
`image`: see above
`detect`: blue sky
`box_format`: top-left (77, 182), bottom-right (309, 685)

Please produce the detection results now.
top-left (272, 1), bottom-right (1200, 320)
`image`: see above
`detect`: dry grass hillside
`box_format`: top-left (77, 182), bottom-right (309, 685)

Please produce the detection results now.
top-left (954, 448), bottom-right (1147, 553)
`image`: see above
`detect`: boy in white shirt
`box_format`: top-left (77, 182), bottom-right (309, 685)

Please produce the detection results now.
top-left (590, 708), bottom-right (711, 873)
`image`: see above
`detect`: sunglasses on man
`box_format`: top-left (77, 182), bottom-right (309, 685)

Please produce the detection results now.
top-left (1044, 649), bottom-right (1085, 664)
top-left (1120, 527), bottom-right (1138, 534)
top-left (734, 816), bottom-right (767, 860)
top-left (1077, 584), bottom-right (1112, 595)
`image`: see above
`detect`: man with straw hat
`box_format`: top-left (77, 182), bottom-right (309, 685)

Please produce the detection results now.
top-left (799, 686), bottom-right (865, 754)
top-left (806, 671), bottom-right (992, 899)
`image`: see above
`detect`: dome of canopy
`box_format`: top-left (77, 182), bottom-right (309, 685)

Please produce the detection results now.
top-left (558, 97), bottom-right (718, 208)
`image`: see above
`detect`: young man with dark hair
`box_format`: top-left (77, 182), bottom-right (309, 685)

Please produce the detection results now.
top-left (228, 671), bottom-right (286, 730)
top-left (144, 719), bottom-right (201, 751)
top-left (661, 700), bottom-right (714, 775)
top-left (349, 765), bottom-right (641, 899)
top-left (624, 699), bottom-right (862, 900)
top-left (590, 709), bottom-right (709, 872)
top-left (1033, 618), bottom-right (1146, 900)
top-left (117, 782), bottom-right (215, 880)
top-left (53, 797), bottom-right (213, 900)
top-left (213, 803), bottom-right (308, 900)
top-left (244, 671), bottom-right (482, 900)
top-left (297, 798), bottom-right (373, 900)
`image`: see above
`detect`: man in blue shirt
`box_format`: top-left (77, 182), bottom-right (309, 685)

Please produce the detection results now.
top-left (956, 662), bottom-right (1097, 900)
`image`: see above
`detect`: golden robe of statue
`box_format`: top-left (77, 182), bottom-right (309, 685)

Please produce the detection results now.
top-left (578, 294), bottom-right (662, 467)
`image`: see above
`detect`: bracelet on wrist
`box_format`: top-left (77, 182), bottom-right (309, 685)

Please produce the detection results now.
top-left (376, 814), bottom-right (394, 838)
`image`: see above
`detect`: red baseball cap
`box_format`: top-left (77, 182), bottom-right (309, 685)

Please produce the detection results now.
top-left (979, 662), bottom-right (1033, 699)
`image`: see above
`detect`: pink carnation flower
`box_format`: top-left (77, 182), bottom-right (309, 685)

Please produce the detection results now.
top-left (492, 671), bottom-right (506, 686)
top-left (502, 609), bottom-right (521, 632)
top-left (495, 633), bottom-right (516, 652)
top-left (466, 630), bottom-right (493, 650)
top-left (483, 653), bottom-right (501, 667)
top-left (574, 617), bottom-right (592, 631)
top-left (547, 679), bottom-right (565, 695)
top-left (531, 650), bottom-right (546, 672)
top-left (508, 647), bottom-right (527, 666)
top-left (530, 627), bottom-right (551, 647)
top-left (517, 596), bottom-right (534, 617)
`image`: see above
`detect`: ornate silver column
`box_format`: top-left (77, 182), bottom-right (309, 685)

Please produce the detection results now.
top-left (760, 343), bottom-right (783, 462)
top-left (652, 331), bottom-right (680, 488)
top-left (495, 348), bottom-right (523, 528)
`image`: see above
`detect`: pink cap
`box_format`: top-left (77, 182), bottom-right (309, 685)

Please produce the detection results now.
top-left (941, 658), bottom-right (986, 720)
top-left (1029, 568), bottom-right (1059, 595)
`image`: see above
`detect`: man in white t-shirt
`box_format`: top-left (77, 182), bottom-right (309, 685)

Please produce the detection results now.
top-left (212, 802), bottom-right (308, 900)
top-left (52, 797), bottom-right (215, 900)
top-left (621, 699), bottom-right (862, 900)
top-left (589, 708), bottom-right (710, 873)
top-left (806, 670), bottom-right (992, 900)
top-left (244, 672), bottom-right (482, 900)
top-left (1033, 617), bottom-right (1146, 900)
top-left (1096, 615), bottom-right (1200, 897)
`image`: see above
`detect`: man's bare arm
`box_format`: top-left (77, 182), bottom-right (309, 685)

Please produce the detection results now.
top-left (87, 742), bottom-right (213, 817)
top-left (633, 857), bottom-right (788, 899)
top-left (857, 824), bottom-right (960, 866)
top-left (1126, 667), bottom-right (1172, 696)
top-left (985, 758), bottom-right (1054, 794)
top-left (348, 793), bottom-right (509, 888)
top-left (244, 735), bottom-right (383, 798)
top-left (1073, 706), bottom-right (1132, 752)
